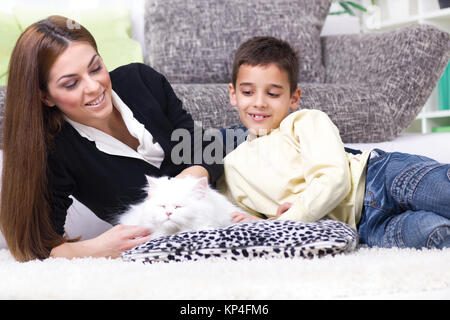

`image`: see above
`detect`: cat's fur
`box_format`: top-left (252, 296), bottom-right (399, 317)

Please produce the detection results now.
top-left (119, 176), bottom-right (240, 239)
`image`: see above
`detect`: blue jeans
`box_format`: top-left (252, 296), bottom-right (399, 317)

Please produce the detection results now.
top-left (358, 149), bottom-right (450, 249)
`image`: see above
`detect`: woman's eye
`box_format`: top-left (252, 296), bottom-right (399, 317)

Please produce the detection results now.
top-left (268, 92), bottom-right (280, 97)
top-left (241, 90), bottom-right (252, 96)
top-left (65, 81), bottom-right (78, 89)
top-left (91, 65), bottom-right (102, 73)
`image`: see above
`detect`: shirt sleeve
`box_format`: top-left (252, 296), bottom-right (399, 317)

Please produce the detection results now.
top-left (137, 64), bottom-right (224, 184)
top-left (277, 110), bottom-right (351, 222)
top-left (47, 151), bottom-right (76, 237)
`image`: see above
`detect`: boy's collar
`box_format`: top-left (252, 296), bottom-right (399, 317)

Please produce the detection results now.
top-left (247, 132), bottom-right (258, 142)
top-left (246, 127), bottom-right (280, 142)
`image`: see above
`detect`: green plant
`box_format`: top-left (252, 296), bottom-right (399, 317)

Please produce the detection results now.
top-left (329, 0), bottom-right (375, 16)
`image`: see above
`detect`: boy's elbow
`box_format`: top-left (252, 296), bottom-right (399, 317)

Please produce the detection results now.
top-left (310, 166), bottom-right (350, 204)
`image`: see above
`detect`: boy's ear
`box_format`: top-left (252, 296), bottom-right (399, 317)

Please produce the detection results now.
top-left (289, 87), bottom-right (301, 111)
top-left (228, 83), bottom-right (237, 107)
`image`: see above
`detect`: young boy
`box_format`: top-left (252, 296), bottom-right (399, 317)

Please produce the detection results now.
top-left (222, 36), bottom-right (450, 249)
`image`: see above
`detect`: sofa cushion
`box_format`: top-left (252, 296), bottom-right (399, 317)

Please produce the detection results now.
top-left (172, 82), bottom-right (388, 143)
top-left (145, 0), bottom-right (332, 84)
top-left (121, 219), bottom-right (358, 264)
top-left (11, 6), bottom-right (143, 74)
top-left (299, 83), bottom-right (389, 143)
top-left (0, 12), bottom-right (22, 86)
top-left (172, 83), bottom-right (242, 129)
top-left (322, 25), bottom-right (450, 142)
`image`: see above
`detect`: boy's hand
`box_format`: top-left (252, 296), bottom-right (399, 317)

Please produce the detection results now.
top-left (231, 211), bottom-right (262, 223)
top-left (276, 202), bottom-right (292, 218)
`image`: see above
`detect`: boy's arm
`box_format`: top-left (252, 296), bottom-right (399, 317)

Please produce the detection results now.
top-left (231, 211), bottom-right (262, 223)
top-left (278, 110), bottom-right (351, 222)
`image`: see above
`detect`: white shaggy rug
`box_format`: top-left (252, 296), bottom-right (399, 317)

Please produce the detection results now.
top-left (1, 134), bottom-right (450, 300)
top-left (1, 247), bottom-right (449, 300)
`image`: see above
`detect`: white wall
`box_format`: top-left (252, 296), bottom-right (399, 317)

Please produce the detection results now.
top-left (321, 2), bottom-right (362, 36)
top-left (321, 15), bottom-right (361, 36)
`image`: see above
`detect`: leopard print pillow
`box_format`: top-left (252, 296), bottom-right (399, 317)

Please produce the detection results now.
top-left (121, 220), bottom-right (358, 264)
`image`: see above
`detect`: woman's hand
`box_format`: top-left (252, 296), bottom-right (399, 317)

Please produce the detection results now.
top-left (176, 165), bottom-right (209, 180)
top-left (231, 211), bottom-right (262, 223)
top-left (50, 225), bottom-right (151, 259)
top-left (88, 225), bottom-right (152, 259)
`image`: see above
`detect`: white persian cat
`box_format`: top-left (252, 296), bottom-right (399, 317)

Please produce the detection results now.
top-left (119, 176), bottom-right (240, 239)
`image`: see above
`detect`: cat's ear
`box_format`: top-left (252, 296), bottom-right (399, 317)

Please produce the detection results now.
top-left (145, 175), bottom-right (159, 198)
top-left (193, 177), bottom-right (208, 199)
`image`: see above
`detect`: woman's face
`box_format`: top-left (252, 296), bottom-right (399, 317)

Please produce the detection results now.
top-left (43, 42), bottom-right (113, 128)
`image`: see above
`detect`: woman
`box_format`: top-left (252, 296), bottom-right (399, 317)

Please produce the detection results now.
top-left (0, 16), bottom-right (223, 261)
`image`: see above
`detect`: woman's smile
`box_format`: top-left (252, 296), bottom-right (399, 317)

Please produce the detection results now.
top-left (85, 91), bottom-right (106, 108)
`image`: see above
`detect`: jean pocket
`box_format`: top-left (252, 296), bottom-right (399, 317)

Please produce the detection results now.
top-left (391, 162), bottom-right (446, 209)
top-left (364, 190), bottom-right (390, 213)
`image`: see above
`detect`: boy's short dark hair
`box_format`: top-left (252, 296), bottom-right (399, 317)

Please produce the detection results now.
top-left (231, 36), bottom-right (300, 94)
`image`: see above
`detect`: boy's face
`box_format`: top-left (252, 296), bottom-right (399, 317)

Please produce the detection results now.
top-left (229, 63), bottom-right (301, 137)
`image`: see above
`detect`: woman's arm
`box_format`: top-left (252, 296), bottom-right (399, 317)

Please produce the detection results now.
top-left (50, 225), bottom-right (151, 259)
top-left (48, 151), bottom-right (152, 259)
top-left (136, 64), bottom-right (224, 183)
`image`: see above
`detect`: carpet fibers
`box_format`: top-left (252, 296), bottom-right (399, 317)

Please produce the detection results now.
top-left (0, 247), bottom-right (449, 300)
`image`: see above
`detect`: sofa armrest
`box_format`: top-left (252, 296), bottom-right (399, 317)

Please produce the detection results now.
top-left (321, 25), bottom-right (450, 140)
top-left (322, 24), bottom-right (450, 85)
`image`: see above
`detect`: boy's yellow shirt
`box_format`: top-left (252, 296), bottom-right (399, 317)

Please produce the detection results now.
top-left (220, 109), bottom-right (371, 229)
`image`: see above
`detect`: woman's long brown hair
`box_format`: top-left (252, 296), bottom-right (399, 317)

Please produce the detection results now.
top-left (0, 16), bottom-right (98, 261)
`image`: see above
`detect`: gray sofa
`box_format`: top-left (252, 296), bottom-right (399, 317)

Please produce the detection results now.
top-left (0, 0), bottom-right (449, 143)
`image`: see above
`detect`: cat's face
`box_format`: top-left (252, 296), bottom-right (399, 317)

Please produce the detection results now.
top-left (138, 176), bottom-right (207, 233)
